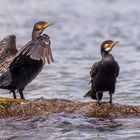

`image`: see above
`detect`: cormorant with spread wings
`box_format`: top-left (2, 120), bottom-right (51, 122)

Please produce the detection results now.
top-left (0, 21), bottom-right (54, 99)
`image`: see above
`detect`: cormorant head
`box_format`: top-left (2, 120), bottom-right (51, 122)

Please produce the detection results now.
top-left (101, 40), bottom-right (119, 56)
top-left (32, 21), bottom-right (53, 40)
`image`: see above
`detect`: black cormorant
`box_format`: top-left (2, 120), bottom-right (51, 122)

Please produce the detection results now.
top-left (0, 21), bottom-right (54, 99)
top-left (84, 40), bottom-right (119, 104)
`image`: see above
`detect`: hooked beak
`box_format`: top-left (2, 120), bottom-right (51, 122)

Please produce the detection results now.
top-left (111, 41), bottom-right (119, 47)
top-left (42, 22), bottom-right (54, 29)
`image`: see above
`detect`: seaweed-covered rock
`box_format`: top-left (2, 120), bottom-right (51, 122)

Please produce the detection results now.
top-left (0, 97), bottom-right (139, 118)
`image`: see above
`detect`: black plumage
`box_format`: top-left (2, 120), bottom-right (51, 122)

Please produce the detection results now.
top-left (0, 21), bottom-right (54, 99)
top-left (84, 40), bottom-right (119, 104)
top-left (0, 35), bottom-right (17, 73)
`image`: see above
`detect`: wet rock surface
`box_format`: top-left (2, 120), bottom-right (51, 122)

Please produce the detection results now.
top-left (0, 97), bottom-right (139, 119)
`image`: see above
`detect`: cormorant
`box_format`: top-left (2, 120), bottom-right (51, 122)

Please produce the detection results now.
top-left (84, 40), bottom-right (119, 104)
top-left (0, 21), bottom-right (54, 99)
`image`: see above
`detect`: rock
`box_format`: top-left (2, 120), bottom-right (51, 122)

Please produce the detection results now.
top-left (0, 97), bottom-right (139, 118)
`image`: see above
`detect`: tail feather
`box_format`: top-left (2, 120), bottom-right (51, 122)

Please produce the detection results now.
top-left (84, 90), bottom-right (103, 101)
top-left (84, 89), bottom-right (95, 98)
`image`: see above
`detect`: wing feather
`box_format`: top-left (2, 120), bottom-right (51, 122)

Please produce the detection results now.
top-left (9, 34), bottom-right (54, 71)
top-left (90, 61), bottom-right (100, 78)
top-left (115, 61), bottom-right (119, 77)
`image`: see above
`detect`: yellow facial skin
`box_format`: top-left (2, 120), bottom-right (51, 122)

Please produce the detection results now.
top-left (37, 23), bottom-right (54, 30)
top-left (105, 41), bottom-right (119, 52)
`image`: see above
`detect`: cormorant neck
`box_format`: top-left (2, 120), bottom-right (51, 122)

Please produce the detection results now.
top-left (32, 29), bottom-right (42, 40)
top-left (101, 51), bottom-right (108, 59)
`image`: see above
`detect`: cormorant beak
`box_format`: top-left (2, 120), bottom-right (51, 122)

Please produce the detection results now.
top-left (42, 23), bottom-right (54, 29)
top-left (105, 41), bottom-right (119, 52)
top-left (111, 41), bottom-right (119, 47)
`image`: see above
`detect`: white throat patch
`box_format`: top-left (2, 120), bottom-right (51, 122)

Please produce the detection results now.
top-left (105, 47), bottom-right (111, 52)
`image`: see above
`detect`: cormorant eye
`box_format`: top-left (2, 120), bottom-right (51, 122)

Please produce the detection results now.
top-left (104, 44), bottom-right (109, 48)
top-left (36, 24), bottom-right (42, 30)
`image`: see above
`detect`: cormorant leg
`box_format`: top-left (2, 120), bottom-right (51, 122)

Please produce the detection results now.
top-left (12, 90), bottom-right (17, 99)
top-left (109, 92), bottom-right (113, 104)
top-left (96, 92), bottom-right (100, 105)
top-left (18, 89), bottom-right (25, 100)
top-left (9, 90), bottom-right (17, 99)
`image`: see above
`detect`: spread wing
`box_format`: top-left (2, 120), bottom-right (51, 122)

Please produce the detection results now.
top-left (0, 35), bottom-right (17, 62)
top-left (0, 71), bottom-right (12, 87)
top-left (90, 61), bottom-right (100, 78)
top-left (9, 34), bottom-right (54, 71)
top-left (9, 41), bottom-right (34, 71)
top-left (27, 34), bottom-right (54, 64)
top-left (0, 35), bottom-right (17, 73)
top-left (115, 61), bottom-right (119, 77)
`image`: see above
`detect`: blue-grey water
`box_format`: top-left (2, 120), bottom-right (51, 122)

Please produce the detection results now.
top-left (0, 0), bottom-right (140, 139)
